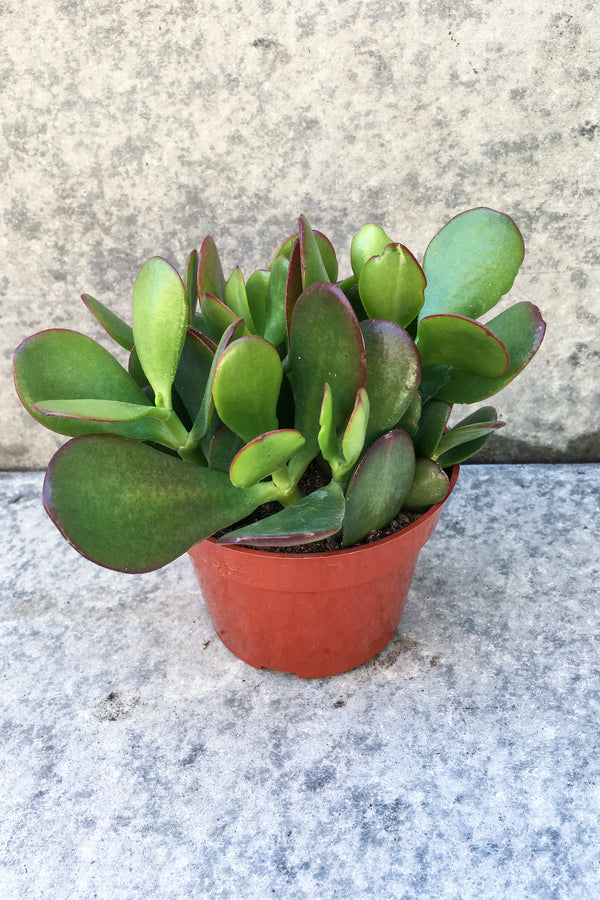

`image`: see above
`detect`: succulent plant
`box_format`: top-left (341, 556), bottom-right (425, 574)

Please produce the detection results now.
top-left (14, 208), bottom-right (545, 573)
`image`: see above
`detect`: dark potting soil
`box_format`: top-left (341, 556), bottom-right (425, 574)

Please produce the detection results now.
top-left (214, 461), bottom-right (424, 554)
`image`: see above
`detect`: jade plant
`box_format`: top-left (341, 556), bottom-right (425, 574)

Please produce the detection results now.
top-left (14, 208), bottom-right (545, 573)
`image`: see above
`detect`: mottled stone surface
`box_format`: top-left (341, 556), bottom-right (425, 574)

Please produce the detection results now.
top-left (1, 464), bottom-right (599, 898)
top-left (1, 1), bottom-right (599, 467)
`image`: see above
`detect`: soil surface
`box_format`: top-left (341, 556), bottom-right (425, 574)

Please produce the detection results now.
top-left (214, 462), bottom-right (424, 554)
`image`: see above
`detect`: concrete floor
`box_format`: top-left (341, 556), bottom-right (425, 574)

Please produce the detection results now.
top-left (1, 465), bottom-right (599, 899)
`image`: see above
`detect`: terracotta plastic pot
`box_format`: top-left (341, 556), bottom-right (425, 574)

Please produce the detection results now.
top-left (188, 465), bottom-right (459, 678)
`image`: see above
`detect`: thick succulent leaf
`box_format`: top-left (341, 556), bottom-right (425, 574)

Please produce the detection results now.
top-left (358, 244), bottom-right (426, 327)
top-left (197, 235), bottom-right (225, 301)
top-left (289, 282), bottom-right (366, 477)
top-left (185, 249), bottom-right (199, 324)
top-left (173, 328), bottom-right (215, 421)
top-left (209, 424), bottom-right (244, 472)
top-left (299, 214), bottom-right (330, 288)
top-left (43, 435), bottom-right (275, 573)
top-left (342, 430), bottom-right (415, 548)
top-left (435, 302), bottom-right (546, 403)
top-left (419, 365), bottom-right (453, 402)
top-left (317, 383), bottom-right (338, 469)
top-left (188, 318), bottom-right (246, 444)
top-left (433, 406), bottom-right (504, 460)
top-left (212, 335), bottom-right (282, 442)
top-left (285, 238), bottom-right (303, 341)
top-left (270, 230), bottom-right (338, 282)
top-left (413, 399), bottom-right (452, 458)
top-left (263, 254), bottom-right (289, 347)
top-left (218, 480), bottom-right (345, 548)
top-left (81, 294), bottom-right (134, 351)
top-left (229, 429), bottom-right (305, 488)
top-left (404, 458), bottom-right (450, 512)
top-left (342, 282), bottom-right (368, 321)
top-left (246, 270), bottom-right (270, 336)
top-left (14, 329), bottom-right (151, 437)
top-left (32, 398), bottom-right (185, 448)
top-left (435, 430), bottom-right (495, 466)
top-left (417, 314), bottom-right (509, 377)
top-left (420, 208), bottom-right (525, 319)
top-left (396, 391), bottom-right (422, 437)
top-left (350, 223), bottom-right (392, 279)
top-left (201, 292), bottom-right (250, 342)
top-left (361, 319), bottom-right (421, 443)
top-left (340, 387), bottom-right (370, 472)
top-left (224, 267), bottom-right (256, 332)
top-left (132, 257), bottom-right (187, 409)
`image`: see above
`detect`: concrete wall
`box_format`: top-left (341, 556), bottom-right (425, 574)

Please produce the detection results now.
top-left (2, 0), bottom-right (598, 469)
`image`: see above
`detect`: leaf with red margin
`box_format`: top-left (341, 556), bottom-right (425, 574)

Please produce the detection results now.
top-left (81, 294), bottom-right (134, 351)
top-left (361, 319), bottom-right (421, 443)
top-left (197, 235), bottom-right (225, 301)
top-left (417, 314), bottom-right (510, 377)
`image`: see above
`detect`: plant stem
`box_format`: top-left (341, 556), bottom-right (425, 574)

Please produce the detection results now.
top-left (271, 466), bottom-right (302, 507)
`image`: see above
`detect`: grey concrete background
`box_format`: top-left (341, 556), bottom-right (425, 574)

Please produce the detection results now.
top-left (1, 0), bottom-right (599, 469)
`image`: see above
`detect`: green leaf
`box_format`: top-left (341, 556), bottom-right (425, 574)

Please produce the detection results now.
top-left (270, 229), bottom-right (338, 282)
top-left (173, 328), bottom-right (215, 421)
top-left (14, 329), bottom-right (152, 437)
top-left (212, 335), bottom-right (282, 442)
top-left (417, 314), bottom-right (509, 377)
top-left (342, 430), bottom-right (415, 547)
top-left (419, 365), bottom-right (452, 402)
top-left (44, 435), bottom-right (276, 572)
top-left (229, 429), bottom-right (305, 488)
top-left (420, 207), bottom-right (525, 319)
top-left (299, 214), bottom-right (330, 288)
top-left (224, 267), bottom-right (257, 332)
top-left (404, 458), bottom-right (450, 511)
top-left (413, 399), bottom-right (452, 458)
top-left (201, 292), bottom-right (250, 342)
top-left (263, 254), bottom-right (289, 347)
top-left (340, 387), bottom-right (370, 473)
top-left (433, 406), bottom-right (504, 460)
top-left (350, 223), bottom-right (392, 279)
top-left (358, 243), bottom-right (426, 327)
top-left (289, 282), bottom-right (366, 478)
top-left (81, 294), bottom-right (134, 351)
top-left (361, 319), bottom-right (421, 443)
top-left (317, 383), bottom-right (338, 469)
top-left (435, 302), bottom-right (546, 403)
top-left (396, 391), bottom-right (421, 438)
top-left (185, 249), bottom-right (199, 324)
top-left (198, 235), bottom-right (225, 301)
top-left (208, 424), bottom-right (244, 472)
top-left (218, 480), bottom-right (345, 548)
top-left (285, 238), bottom-right (303, 342)
top-left (32, 398), bottom-right (187, 448)
top-left (435, 431), bottom-right (495, 466)
top-left (132, 257), bottom-right (187, 410)
top-left (246, 269), bottom-right (270, 336)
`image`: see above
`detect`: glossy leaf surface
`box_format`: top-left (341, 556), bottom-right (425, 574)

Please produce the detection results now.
top-left (229, 429), bottom-right (305, 488)
top-left (212, 335), bottom-right (282, 442)
top-left (342, 430), bottom-right (415, 548)
top-left (435, 430), bottom-right (495, 467)
top-left (435, 302), bottom-right (546, 403)
top-left (396, 391), bottom-right (421, 437)
top-left (350, 223), bottom-right (392, 279)
top-left (197, 235), bottom-right (225, 301)
top-left (271, 229), bottom-right (338, 282)
top-left (433, 406), bottom-right (503, 460)
top-left (404, 458), bottom-right (449, 511)
top-left (14, 329), bottom-right (151, 437)
top-left (285, 238), bottom-right (303, 341)
top-left (246, 269), bottom-right (270, 336)
top-left (188, 318), bottom-right (246, 444)
top-left (358, 244), bottom-right (426, 327)
top-left (201, 292), bottom-right (249, 342)
top-left (361, 319), bottom-right (421, 443)
top-left (299, 214), bottom-right (330, 288)
top-left (132, 257), bottom-right (187, 409)
top-left (420, 208), bottom-right (524, 319)
top-left (413, 399), bottom-right (452, 459)
top-left (218, 480), bottom-right (345, 547)
top-left (263, 254), bottom-right (289, 347)
top-left (417, 314), bottom-right (509, 377)
top-left (289, 282), bottom-right (366, 476)
top-left (340, 388), bottom-right (370, 475)
top-left (44, 435), bottom-right (275, 572)
top-left (224, 267), bottom-right (256, 332)
top-left (173, 328), bottom-right (214, 421)
top-left (208, 424), bottom-right (244, 472)
top-left (81, 294), bottom-right (134, 351)
top-left (32, 398), bottom-right (185, 448)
